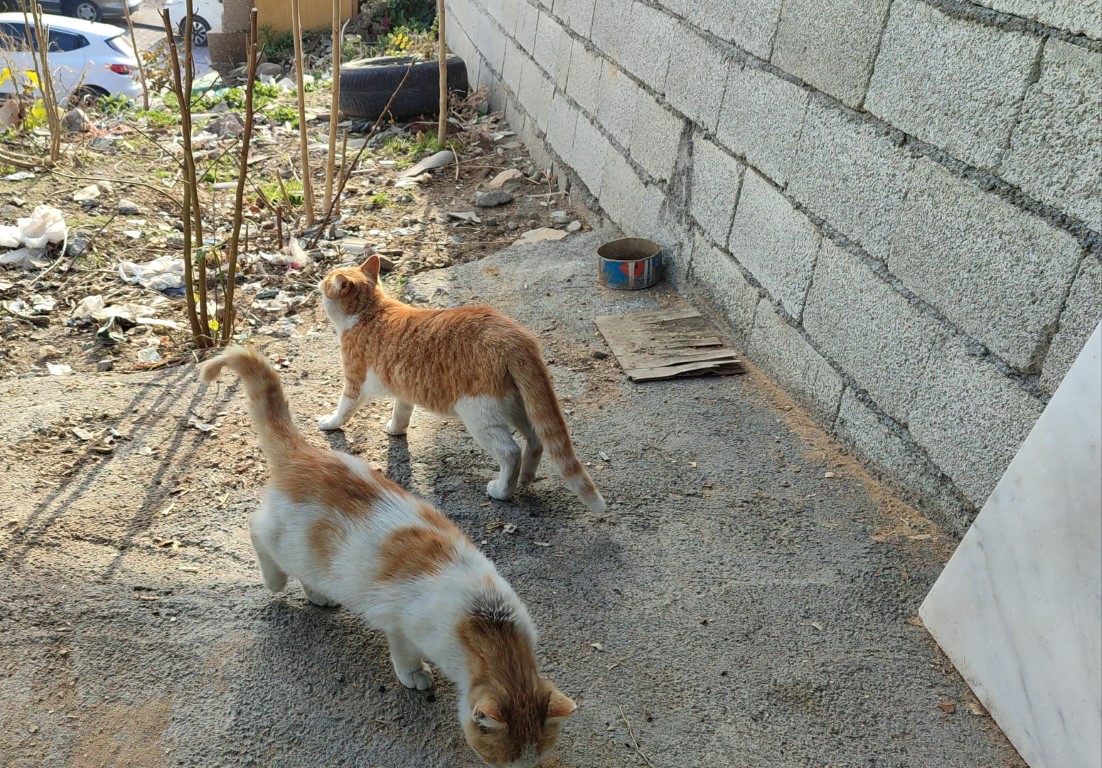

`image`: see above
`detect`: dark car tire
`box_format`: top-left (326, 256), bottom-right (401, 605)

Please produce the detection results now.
top-left (339, 55), bottom-right (468, 121)
top-left (64, 0), bottom-right (103, 22)
top-left (179, 16), bottom-right (211, 48)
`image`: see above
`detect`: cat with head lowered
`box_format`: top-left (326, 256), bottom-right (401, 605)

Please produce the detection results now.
top-left (200, 346), bottom-right (577, 767)
top-left (317, 255), bottom-right (606, 513)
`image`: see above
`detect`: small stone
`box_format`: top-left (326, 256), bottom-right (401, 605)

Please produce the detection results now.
top-left (549, 210), bottom-right (569, 225)
top-left (257, 62), bottom-right (284, 78)
top-left (61, 107), bottom-right (91, 133)
top-left (591, 350), bottom-right (608, 360)
top-left (505, 221), bottom-right (519, 232)
top-left (72, 184), bottom-right (101, 203)
top-left (474, 189), bottom-right (515, 208)
top-left (117, 199), bottom-right (141, 215)
top-left (204, 113), bottom-right (245, 138)
top-left (488, 168), bottom-right (524, 188)
top-left (11, 196), bottom-right (25, 207)
top-left (255, 288), bottom-right (279, 300)
top-left (38, 345), bottom-right (61, 360)
top-left (97, 358), bottom-right (114, 372)
top-left (566, 220), bottom-right (583, 233)
top-left (66, 234), bottom-right (90, 257)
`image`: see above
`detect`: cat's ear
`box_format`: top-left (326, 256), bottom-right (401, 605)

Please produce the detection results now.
top-left (471, 701), bottom-right (507, 731)
top-left (360, 254), bottom-right (381, 281)
top-left (332, 273), bottom-right (352, 295)
top-left (545, 686), bottom-right (577, 721)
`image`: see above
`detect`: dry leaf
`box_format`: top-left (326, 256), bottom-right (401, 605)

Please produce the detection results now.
top-left (938, 701), bottom-right (956, 714)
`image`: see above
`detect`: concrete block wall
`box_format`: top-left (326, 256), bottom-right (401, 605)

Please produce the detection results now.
top-left (444, 0), bottom-right (1102, 534)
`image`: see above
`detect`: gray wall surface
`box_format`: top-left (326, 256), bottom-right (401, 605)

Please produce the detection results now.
top-left (444, 0), bottom-right (1102, 534)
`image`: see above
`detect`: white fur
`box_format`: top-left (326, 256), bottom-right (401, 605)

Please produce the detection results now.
top-left (318, 371), bottom-right (392, 431)
top-left (247, 451), bottom-right (537, 705)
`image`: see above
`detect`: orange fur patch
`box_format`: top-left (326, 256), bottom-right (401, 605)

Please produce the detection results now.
top-left (273, 449), bottom-right (404, 518)
top-left (376, 525), bottom-right (457, 582)
top-left (308, 517), bottom-right (344, 570)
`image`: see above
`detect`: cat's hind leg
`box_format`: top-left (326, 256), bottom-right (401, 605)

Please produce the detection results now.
top-left (249, 512), bottom-right (287, 594)
top-left (318, 388), bottom-right (366, 431)
top-left (387, 629), bottom-right (434, 690)
top-left (456, 398), bottom-right (521, 501)
top-left (515, 410), bottom-right (543, 487)
top-left (384, 399), bottom-right (415, 436)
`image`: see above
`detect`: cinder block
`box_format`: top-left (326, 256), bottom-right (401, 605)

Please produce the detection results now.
top-left (628, 92), bottom-right (683, 182)
top-left (617, 1), bottom-right (674, 92)
top-left (889, 159), bottom-right (1083, 371)
top-left (599, 150), bottom-right (663, 235)
top-left (664, 24), bottom-right (731, 132)
top-left (221, 0), bottom-right (253, 33)
top-left (566, 39), bottom-right (601, 116)
top-left (972, 0), bottom-right (1102, 40)
top-left (1001, 39), bottom-right (1102, 232)
top-left (689, 136), bottom-right (744, 248)
top-left (865, 0), bottom-right (1040, 171)
top-left (590, 0), bottom-right (633, 60)
top-left (551, 17), bottom-right (574, 90)
top-left (208, 32), bottom-right (247, 66)
top-left (515, 0), bottom-right (540, 53)
top-left (803, 238), bottom-right (947, 425)
top-left (554, 0), bottom-right (596, 36)
top-left (696, 0), bottom-right (784, 60)
top-left (478, 9), bottom-right (508, 74)
top-left (546, 92), bottom-right (580, 159)
top-left (771, 0), bottom-right (890, 108)
top-left (499, 0), bottom-right (520, 34)
top-left (728, 170), bottom-right (821, 319)
top-left (595, 62), bottom-right (639, 147)
top-left (748, 301), bottom-right (844, 424)
top-left (571, 117), bottom-right (610, 195)
top-left (502, 43), bottom-right (525, 93)
top-left (1041, 256), bottom-right (1102, 393)
top-left (716, 62), bottom-right (808, 188)
top-left (832, 388), bottom-right (973, 535)
top-left (519, 57), bottom-right (555, 133)
top-left (788, 97), bottom-right (915, 260)
top-left (533, 12), bottom-right (563, 81)
top-left (689, 232), bottom-right (761, 342)
top-left (908, 342), bottom-right (1044, 506)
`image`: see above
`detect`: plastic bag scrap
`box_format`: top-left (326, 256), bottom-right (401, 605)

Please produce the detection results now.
top-left (118, 256), bottom-right (185, 292)
top-left (0, 206), bottom-right (68, 267)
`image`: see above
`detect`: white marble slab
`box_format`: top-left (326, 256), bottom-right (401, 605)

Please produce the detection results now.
top-left (921, 323), bottom-right (1102, 768)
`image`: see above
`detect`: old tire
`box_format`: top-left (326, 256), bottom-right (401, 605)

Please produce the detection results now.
top-left (339, 55), bottom-right (468, 121)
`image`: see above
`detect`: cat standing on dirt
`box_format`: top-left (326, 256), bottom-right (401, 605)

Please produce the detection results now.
top-left (317, 255), bottom-right (606, 513)
top-left (200, 347), bottom-right (577, 768)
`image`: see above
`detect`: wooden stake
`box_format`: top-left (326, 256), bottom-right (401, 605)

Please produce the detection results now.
top-left (323, 0), bottom-right (342, 209)
top-left (290, 0), bottom-right (316, 225)
top-left (182, 0), bottom-right (210, 344)
top-left (223, 8), bottom-right (260, 345)
top-left (437, 0), bottom-right (448, 144)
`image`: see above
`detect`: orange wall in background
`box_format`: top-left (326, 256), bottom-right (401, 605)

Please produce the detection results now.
top-left (251, 0), bottom-right (357, 33)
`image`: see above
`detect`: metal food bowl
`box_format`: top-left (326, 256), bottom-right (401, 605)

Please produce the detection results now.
top-left (597, 237), bottom-right (663, 290)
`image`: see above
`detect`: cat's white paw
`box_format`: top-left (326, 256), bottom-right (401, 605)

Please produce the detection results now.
top-left (384, 418), bottom-right (407, 436)
top-left (396, 661), bottom-right (435, 690)
top-left (302, 583), bottom-right (338, 607)
top-left (317, 413), bottom-right (344, 431)
top-left (487, 480), bottom-right (514, 501)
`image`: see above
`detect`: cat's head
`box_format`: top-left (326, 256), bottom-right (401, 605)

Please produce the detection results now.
top-left (462, 680), bottom-right (577, 767)
top-left (319, 255), bottom-right (383, 320)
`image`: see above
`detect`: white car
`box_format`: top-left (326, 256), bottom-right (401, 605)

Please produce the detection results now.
top-left (164, 0), bottom-right (222, 48)
top-left (0, 13), bottom-right (142, 105)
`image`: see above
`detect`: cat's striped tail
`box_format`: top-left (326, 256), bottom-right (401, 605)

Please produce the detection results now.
top-left (199, 346), bottom-right (305, 465)
top-left (507, 338), bottom-right (607, 514)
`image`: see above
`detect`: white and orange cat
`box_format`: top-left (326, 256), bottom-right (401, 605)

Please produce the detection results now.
top-left (317, 255), bottom-right (606, 513)
top-left (200, 346), bottom-right (577, 767)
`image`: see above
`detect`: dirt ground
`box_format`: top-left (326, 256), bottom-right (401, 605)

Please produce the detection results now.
top-left (0, 221), bottom-right (1028, 766)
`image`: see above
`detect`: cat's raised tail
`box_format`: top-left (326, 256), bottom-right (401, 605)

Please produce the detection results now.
top-left (507, 339), bottom-right (607, 514)
top-left (199, 346), bottom-right (304, 464)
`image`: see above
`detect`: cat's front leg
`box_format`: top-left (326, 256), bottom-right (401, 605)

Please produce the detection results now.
top-left (387, 630), bottom-right (434, 690)
top-left (318, 391), bottom-right (364, 431)
top-left (384, 399), bottom-right (415, 436)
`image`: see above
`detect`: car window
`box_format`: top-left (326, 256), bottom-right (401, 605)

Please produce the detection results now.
top-left (0, 22), bottom-right (30, 52)
top-left (48, 30), bottom-right (87, 53)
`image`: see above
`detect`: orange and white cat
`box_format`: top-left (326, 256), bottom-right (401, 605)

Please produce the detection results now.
top-left (200, 346), bottom-right (577, 767)
top-left (317, 255), bottom-right (606, 513)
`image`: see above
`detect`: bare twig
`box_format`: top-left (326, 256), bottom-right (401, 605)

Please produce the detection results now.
top-left (437, 0), bottom-right (447, 144)
top-left (223, 9), bottom-right (260, 345)
top-left (160, 6), bottom-right (204, 346)
top-left (306, 61), bottom-right (417, 249)
top-left (323, 2), bottom-right (343, 209)
top-left (290, 0), bottom-right (316, 225)
top-left (121, 0), bottom-right (149, 110)
top-left (617, 706), bottom-right (657, 768)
